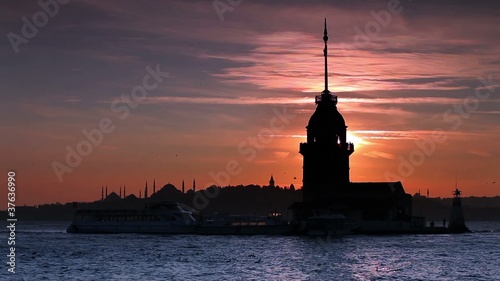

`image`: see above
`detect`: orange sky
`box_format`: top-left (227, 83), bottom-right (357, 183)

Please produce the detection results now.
top-left (1, 0), bottom-right (499, 205)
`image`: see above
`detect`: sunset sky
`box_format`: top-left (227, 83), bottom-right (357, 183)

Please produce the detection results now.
top-left (1, 0), bottom-right (499, 206)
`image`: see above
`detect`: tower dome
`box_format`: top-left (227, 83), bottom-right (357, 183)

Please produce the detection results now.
top-left (307, 91), bottom-right (346, 145)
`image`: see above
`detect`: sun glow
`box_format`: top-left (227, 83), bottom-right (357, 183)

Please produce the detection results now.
top-left (347, 131), bottom-right (365, 148)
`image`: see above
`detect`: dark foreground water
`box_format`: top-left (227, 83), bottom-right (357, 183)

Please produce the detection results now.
top-left (1, 221), bottom-right (500, 280)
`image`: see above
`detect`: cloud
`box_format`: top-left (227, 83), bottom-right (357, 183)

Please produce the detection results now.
top-left (274, 151), bottom-right (290, 158)
top-left (363, 151), bottom-right (396, 159)
top-left (199, 1), bottom-right (500, 93)
top-left (354, 130), bottom-right (446, 141)
top-left (131, 95), bottom-right (488, 107)
top-left (466, 150), bottom-right (491, 157)
top-left (211, 34), bottom-right (499, 92)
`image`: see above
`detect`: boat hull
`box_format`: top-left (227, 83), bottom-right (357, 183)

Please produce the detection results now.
top-left (67, 222), bottom-right (295, 235)
top-left (66, 222), bottom-right (198, 234)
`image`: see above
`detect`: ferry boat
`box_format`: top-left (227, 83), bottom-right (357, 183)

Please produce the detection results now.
top-left (67, 202), bottom-right (295, 235)
top-left (66, 202), bottom-right (198, 234)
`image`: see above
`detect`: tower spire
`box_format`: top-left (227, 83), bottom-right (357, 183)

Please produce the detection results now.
top-left (323, 18), bottom-right (329, 93)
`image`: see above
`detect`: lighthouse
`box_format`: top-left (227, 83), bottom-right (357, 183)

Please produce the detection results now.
top-left (448, 188), bottom-right (470, 233)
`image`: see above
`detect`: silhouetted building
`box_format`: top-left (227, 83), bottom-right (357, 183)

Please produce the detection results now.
top-left (105, 192), bottom-right (120, 201)
top-left (182, 180), bottom-right (185, 193)
top-left (145, 181), bottom-right (148, 199)
top-left (292, 19), bottom-right (413, 231)
top-left (299, 19), bottom-right (354, 202)
top-left (448, 188), bottom-right (469, 232)
top-left (193, 179), bottom-right (196, 192)
top-left (269, 175), bottom-right (275, 188)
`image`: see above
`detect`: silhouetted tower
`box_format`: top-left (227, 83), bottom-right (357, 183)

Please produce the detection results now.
top-left (101, 186), bottom-right (104, 201)
top-left (139, 189), bottom-right (142, 199)
top-left (269, 175), bottom-right (275, 188)
top-left (449, 187), bottom-right (469, 233)
top-left (119, 186), bottom-right (122, 198)
top-left (153, 179), bottom-right (156, 194)
top-left (182, 180), bottom-right (185, 193)
top-left (193, 179), bottom-right (196, 192)
top-left (144, 181), bottom-right (148, 199)
top-left (105, 185), bottom-right (108, 197)
top-left (299, 19), bottom-right (354, 202)
top-left (124, 185), bottom-right (126, 198)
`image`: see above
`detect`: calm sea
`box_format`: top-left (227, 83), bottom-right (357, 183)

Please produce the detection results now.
top-left (1, 221), bottom-right (500, 280)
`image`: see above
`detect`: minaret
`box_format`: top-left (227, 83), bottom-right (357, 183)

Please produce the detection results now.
top-left (269, 175), bottom-right (275, 188)
top-left (144, 181), bottom-right (148, 199)
top-left (139, 189), bottom-right (142, 199)
top-left (193, 179), bottom-right (196, 192)
top-left (153, 179), bottom-right (156, 195)
top-left (101, 186), bottom-right (104, 201)
top-left (105, 185), bottom-right (108, 197)
top-left (119, 186), bottom-right (122, 198)
top-left (182, 180), bottom-right (185, 193)
top-left (124, 185), bottom-right (126, 198)
top-left (299, 19), bottom-right (354, 202)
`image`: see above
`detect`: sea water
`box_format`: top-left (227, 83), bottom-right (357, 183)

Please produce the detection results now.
top-left (1, 221), bottom-right (500, 280)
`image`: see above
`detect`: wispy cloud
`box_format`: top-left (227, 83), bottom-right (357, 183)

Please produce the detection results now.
top-left (363, 151), bottom-right (396, 159)
top-left (467, 150), bottom-right (491, 157)
top-left (274, 151), bottom-right (291, 158)
top-left (131, 95), bottom-right (482, 106)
